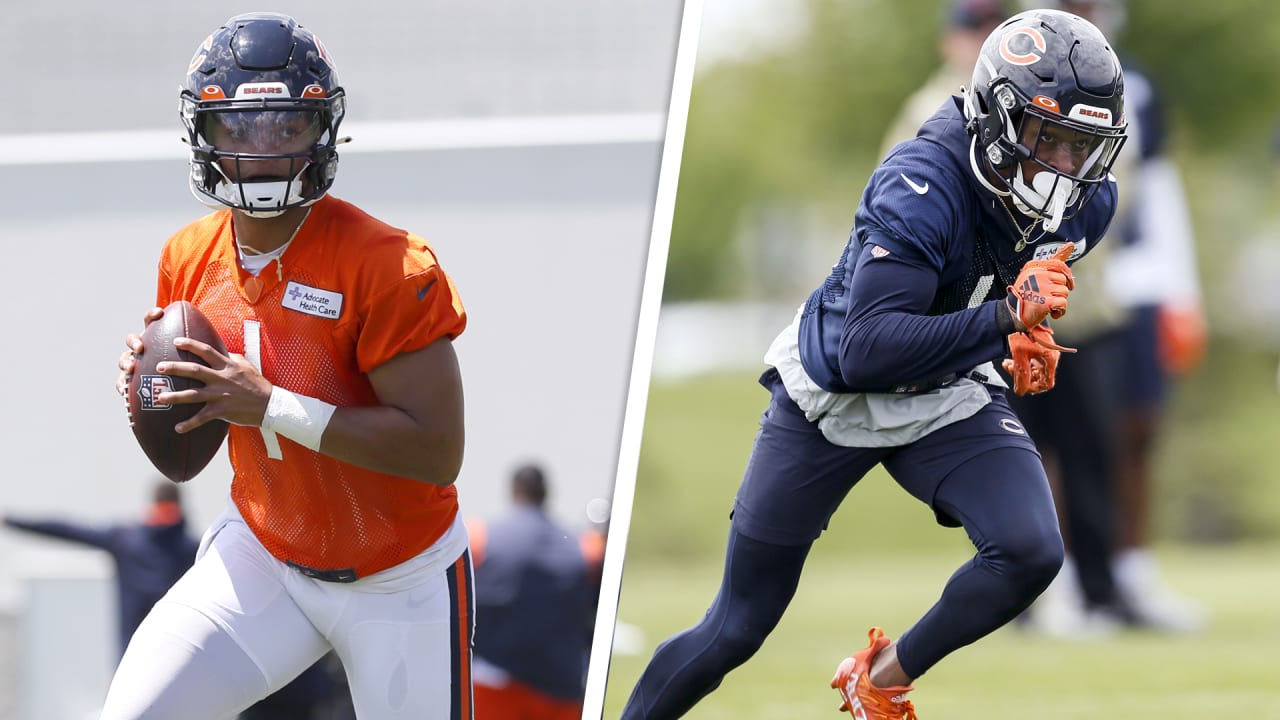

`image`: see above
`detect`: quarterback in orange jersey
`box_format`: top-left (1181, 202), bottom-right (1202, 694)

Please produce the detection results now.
top-left (106, 13), bottom-right (473, 720)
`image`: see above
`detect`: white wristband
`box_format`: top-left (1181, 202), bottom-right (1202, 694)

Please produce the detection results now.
top-left (261, 386), bottom-right (336, 451)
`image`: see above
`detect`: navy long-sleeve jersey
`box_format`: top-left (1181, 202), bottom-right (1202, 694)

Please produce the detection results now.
top-left (798, 97), bottom-right (1118, 394)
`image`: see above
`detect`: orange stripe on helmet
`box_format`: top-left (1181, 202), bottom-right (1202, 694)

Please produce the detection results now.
top-left (314, 35), bottom-right (334, 68)
top-left (1000, 26), bottom-right (1047, 66)
top-left (187, 34), bottom-right (214, 74)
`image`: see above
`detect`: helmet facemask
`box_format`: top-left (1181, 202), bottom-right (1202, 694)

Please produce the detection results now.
top-left (182, 94), bottom-right (345, 218)
top-left (994, 85), bottom-right (1126, 232)
top-left (962, 9), bottom-right (1128, 236)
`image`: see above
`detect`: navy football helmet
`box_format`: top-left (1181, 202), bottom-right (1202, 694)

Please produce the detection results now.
top-left (963, 9), bottom-right (1126, 232)
top-left (180, 13), bottom-right (346, 217)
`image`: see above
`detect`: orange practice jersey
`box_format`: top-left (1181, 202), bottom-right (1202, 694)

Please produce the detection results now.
top-left (156, 195), bottom-right (467, 579)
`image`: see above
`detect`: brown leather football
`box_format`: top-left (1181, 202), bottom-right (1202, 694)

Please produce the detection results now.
top-left (126, 301), bottom-right (229, 482)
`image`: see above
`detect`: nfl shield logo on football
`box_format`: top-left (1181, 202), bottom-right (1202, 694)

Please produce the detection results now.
top-left (139, 375), bottom-right (174, 410)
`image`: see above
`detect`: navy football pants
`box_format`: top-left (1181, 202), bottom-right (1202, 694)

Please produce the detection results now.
top-left (620, 379), bottom-right (1063, 719)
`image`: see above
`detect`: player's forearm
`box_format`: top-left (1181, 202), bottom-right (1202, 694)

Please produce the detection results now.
top-left (2, 518), bottom-right (112, 548)
top-left (839, 304), bottom-right (1007, 390)
top-left (319, 405), bottom-right (464, 486)
top-left (837, 248), bottom-right (1008, 389)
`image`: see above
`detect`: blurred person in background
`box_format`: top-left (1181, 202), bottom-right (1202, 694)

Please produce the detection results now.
top-left (467, 463), bottom-right (593, 720)
top-left (622, 9), bottom-right (1127, 719)
top-left (1017, 0), bottom-right (1208, 635)
top-left (1, 480), bottom-right (199, 659)
top-left (879, 0), bottom-right (1014, 157)
top-left (1001, 0), bottom-right (1140, 637)
top-left (1250, 126), bottom-right (1280, 391)
top-left (1006, 246), bottom-right (1131, 637)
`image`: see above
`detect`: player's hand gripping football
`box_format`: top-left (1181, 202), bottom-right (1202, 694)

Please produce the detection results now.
top-left (152, 337), bottom-right (274, 433)
top-left (1006, 243), bottom-right (1076, 348)
top-left (1003, 329), bottom-right (1065, 395)
top-left (116, 306), bottom-right (165, 398)
top-left (116, 307), bottom-right (272, 432)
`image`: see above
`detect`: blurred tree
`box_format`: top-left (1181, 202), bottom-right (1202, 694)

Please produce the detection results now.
top-left (1122, 0), bottom-right (1280, 153)
top-left (665, 0), bottom-right (1280, 301)
top-left (667, 0), bottom-right (939, 300)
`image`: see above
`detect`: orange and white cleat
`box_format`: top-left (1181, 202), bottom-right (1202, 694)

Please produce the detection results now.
top-left (830, 627), bottom-right (919, 719)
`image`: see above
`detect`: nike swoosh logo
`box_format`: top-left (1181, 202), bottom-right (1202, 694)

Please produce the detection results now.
top-left (900, 173), bottom-right (929, 195)
top-left (417, 278), bottom-right (438, 301)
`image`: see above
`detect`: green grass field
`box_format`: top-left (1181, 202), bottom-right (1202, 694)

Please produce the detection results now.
top-left (602, 369), bottom-right (1280, 718)
top-left (605, 546), bottom-right (1280, 719)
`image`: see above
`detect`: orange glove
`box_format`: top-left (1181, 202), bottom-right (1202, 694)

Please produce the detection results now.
top-left (1157, 302), bottom-right (1207, 377)
top-left (1007, 243), bottom-right (1075, 332)
top-left (1003, 327), bottom-right (1075, 395)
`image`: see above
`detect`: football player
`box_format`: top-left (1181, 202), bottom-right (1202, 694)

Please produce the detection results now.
top-left (620, 9), bottom-right (1126, 719)
top-left (107, 13), bottom-right (471, 719)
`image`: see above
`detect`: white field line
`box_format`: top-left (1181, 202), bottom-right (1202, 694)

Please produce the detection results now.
top-left (0, 113), bottom-right (665, 166)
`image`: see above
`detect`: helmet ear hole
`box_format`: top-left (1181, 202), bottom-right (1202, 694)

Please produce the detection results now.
top-left (974, 89), bottom-right (989, 115)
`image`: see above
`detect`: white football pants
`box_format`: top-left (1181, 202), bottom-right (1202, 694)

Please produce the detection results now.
top-left (100, 502), bottom-right (474, 719)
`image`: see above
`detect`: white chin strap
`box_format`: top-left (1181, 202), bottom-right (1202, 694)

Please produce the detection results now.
top-left (212, 165), bottom-right (310, 218)
top-left (1010, 170), bottom-right (1078, 234)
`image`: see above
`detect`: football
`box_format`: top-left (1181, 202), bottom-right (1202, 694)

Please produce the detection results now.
top-left (126, 301), bottom-right (230, 482)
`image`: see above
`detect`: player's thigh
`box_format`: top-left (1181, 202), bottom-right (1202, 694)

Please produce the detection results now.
top-left (101, 517), bottom-right (330, 720)
top-left (889, 394), bottom-right (1062, 563)
top-left (332, 552), bottom-right (474, 720)
top-left (732, 382), bottom-right (886, 545)
top-left (931, 445), bottom-right (1062, 553)
top-left (100, 601), bottom-right (267, 720)
top-left (885, 393), bottom-right (1041, 524)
